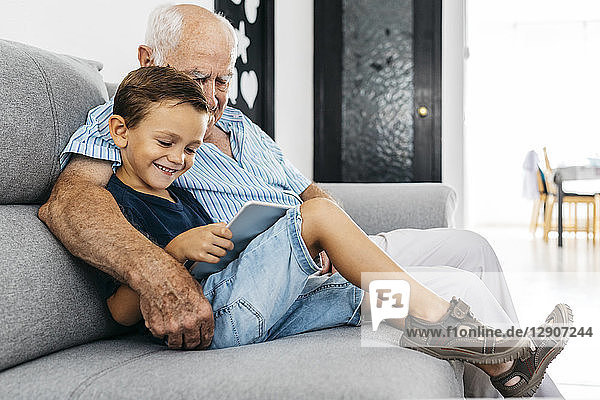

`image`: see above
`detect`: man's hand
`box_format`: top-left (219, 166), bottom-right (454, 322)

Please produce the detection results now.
top-left (165, 223), bottom-right (234, 264)
top-left (300, 183), bottom-right (337, 203)
top-left (139, 277), bottom-right (214, 350)
top-left (317, 251), bottom-right (337, 275)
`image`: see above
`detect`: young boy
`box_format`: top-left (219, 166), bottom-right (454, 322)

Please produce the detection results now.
top-left (103, 66), bottom-right (570, 398)
top-left (102, 66), bottom-right (233, 326)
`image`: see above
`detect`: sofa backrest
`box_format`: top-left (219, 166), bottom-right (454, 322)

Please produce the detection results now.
top-left (0, 40), bottom-right (125, 372)
top-left (0, 39), bottom-right (109, 205)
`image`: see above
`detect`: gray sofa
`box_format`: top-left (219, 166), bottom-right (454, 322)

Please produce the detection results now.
top-left (0, 39), bottom-right (462, 399)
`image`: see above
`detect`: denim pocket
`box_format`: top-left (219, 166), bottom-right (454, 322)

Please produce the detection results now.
top-left (211, 298), bottom-right (265, 349)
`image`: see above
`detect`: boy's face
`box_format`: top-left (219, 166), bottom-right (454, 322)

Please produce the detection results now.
top-left (111, 102), bottom-right (209, 193)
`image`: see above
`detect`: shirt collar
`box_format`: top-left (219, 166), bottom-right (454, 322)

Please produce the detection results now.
top-left (214, 106), bottom-right (245, 161)
top-left (216, 106), bottom-right (244, 130)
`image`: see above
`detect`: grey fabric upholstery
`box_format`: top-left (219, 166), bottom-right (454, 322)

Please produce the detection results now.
top-left (105, 82), bottom-right (118, 98)
top-left (320, 183), bottom-right (457, 233)
top-left (0, 39), bottom-right (108, 205)
top-left (0, 205), bottom-right (127, 372)
top-left (1, 327), bottom-right (463, 399)
top-left (0, 40), bottom-right (463, 398)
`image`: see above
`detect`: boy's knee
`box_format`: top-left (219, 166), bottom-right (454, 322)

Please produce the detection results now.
top-left (299, 198), bottom-right (341, 251)
top-left (300, 197), bottom-right (339, 221)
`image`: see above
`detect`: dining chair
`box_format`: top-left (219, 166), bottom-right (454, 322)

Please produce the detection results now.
top-left (542, 147), bottom-right (598, 242)
top-left (529, 167), bottom-right (547, 234)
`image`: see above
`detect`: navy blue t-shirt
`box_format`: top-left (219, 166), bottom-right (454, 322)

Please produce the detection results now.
top-left (98, 174), bottom-right (213, 300)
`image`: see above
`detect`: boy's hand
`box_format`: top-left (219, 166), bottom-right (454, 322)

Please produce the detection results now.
top-left (165, 223), bottom-right (234, 264)
top-left (316, 251), bottom-right (337, 275)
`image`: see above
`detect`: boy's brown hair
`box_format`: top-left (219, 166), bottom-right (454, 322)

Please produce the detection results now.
top-left (113, 66), bottom-right (209, 129)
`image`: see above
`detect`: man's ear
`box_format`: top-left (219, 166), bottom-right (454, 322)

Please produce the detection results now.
top-left (138, 45), bottom-right (154, 67)
top-left (108, 115), bottom-right (129, 148)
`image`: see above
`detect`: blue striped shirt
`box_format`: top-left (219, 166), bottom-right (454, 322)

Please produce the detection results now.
top-left (60, 100), bottom-right (311, 222)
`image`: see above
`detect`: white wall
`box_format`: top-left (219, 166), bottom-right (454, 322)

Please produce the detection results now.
top-left (0, 0), bottom-right (213, 84)
top-left (274, 0), bottom-right (314, 179)
top-left (0, 0), bottom-right (314, 179)
top-left (442, 0), bottom-right (466, 228)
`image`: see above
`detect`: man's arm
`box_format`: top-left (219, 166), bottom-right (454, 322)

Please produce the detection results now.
top-left (38, 154), bottom-right (213, 349)
top-left (299, 182), bottom-right (337, 203)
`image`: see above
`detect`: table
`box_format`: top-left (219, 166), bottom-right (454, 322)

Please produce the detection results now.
top-left (553, 165), bottom-right (600, 247)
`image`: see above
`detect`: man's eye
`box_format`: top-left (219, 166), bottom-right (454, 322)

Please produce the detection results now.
top-left (184, 147), bottom-right (197, 154)
top-left (157, 140), bottom-right (172, 146)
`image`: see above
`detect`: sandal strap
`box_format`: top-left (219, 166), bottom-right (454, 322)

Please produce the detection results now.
top-left (449, 297), bottom-right (472, 320)
top-left (490, 355), bottom-right (537, 397)
top-left (491, 366), bottom-right (529, 387)
top-left (490, 358), bottom-right (531, 396)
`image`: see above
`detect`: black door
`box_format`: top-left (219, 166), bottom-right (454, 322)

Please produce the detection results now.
top-left (314, 0), bottom-right (441, 182)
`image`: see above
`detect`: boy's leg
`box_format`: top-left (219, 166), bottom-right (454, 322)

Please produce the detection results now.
top-left (199, 205), bottom-right (321, 350)
top-left (266, 272), bottom-right (362, 341)
top-left (266, 265), bottom-right (511, 341)
top-left (298, 199), bottom-right (533, 365)
top-left (299, 198), bottom-right (455, 323)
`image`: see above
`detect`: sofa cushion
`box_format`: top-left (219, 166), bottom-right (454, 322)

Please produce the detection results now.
top-left (0, 39), bottom-right (108, 205)
top-left (0, 327), bottom-right (464, 399)
top-left (319, 183), bottom-right (457, 233)
top-left (0, 205), bottom-right (127, 372)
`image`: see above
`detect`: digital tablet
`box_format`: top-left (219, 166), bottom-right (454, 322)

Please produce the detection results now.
top-left (188, 201), bottom-right (293, 279)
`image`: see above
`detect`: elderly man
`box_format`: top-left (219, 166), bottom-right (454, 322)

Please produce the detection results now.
top-left (40, 4), bottom-right (517, 350)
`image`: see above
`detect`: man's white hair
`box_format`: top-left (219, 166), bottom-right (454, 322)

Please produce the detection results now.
top-left (145, 4), bottom-right (183, 66)
top-left (215, 11), bottom-right (238, 60)
top-left (145, 4), bottom-right (238, 66)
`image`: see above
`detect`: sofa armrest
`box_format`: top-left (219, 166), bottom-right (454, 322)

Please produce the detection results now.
top-left (317, 183), bottom-right (457, 234)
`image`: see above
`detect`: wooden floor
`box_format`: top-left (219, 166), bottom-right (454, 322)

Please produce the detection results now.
top-left (470, 225), bottom-right (600, 399)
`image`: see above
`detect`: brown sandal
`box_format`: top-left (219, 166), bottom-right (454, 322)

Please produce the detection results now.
top-left (400, 297), bottom-right (532, 365)
top-left (491, 304), bottom-right (573, 397)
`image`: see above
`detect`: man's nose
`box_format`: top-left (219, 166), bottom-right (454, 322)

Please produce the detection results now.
top-left (202, 81), bottom-right (218, 112)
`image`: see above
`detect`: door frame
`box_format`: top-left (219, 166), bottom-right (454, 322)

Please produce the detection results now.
top-left (313, 0), bottom-right (442, 182)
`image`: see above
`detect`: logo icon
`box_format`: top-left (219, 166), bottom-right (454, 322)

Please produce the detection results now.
top-left (369, 280), bottom-right (410, 331)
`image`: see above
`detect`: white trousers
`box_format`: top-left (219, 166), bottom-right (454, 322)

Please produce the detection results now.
top-left (369, 228), bottom-right (562, 399)
top-left (369, 228), bottom-right (519, 324)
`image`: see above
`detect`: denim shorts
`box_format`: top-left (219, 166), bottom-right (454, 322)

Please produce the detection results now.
top-left (199, 205), bottom-right (363, 349)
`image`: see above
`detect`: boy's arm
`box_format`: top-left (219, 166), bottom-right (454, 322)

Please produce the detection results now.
top-left (108, 223), bottom-right (235, 326)
top-left (38, 155), bottom-right (214, 350)
top-left (165, 223), bottom-right (234, 264)
top-left (107, 285), bottom-right (142, 326)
